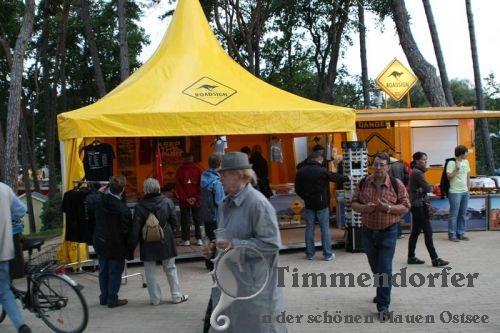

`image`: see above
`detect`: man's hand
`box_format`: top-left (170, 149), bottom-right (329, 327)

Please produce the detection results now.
top-left (364, 202), bottom-right (377, 213)
top-left (200, 241), bottom-right (215, 259)
top-left (215, 239), bottom-right (231, 250)
top-left (377, 198), bottom-right (391, 212)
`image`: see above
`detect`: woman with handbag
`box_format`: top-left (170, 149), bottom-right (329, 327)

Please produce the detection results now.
top-left (407, 152), bottom-right (449, 267)
top-left (133, 178), bottom-right (189, 305)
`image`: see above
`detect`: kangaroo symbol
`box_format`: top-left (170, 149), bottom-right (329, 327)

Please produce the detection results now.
top-left (209, 246), bottom-right (243, 331)
top-left (388, 71), bottom-right (404, 80)
top-left (198, 84), bottom-right (218, 91)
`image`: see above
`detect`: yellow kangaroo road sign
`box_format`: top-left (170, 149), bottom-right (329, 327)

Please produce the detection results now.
top-left (375, 59), bottom-right (417, 102)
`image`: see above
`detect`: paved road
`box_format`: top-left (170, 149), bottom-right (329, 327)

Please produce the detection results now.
top-left (2, 231), bottom-right (500, 332)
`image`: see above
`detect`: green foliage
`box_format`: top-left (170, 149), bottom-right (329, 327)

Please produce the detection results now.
top-left (39, 192), bottom-right (62, 231)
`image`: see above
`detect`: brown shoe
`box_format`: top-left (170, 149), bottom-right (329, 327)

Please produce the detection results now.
top-left (448, 237), bottom-right (460, 242)
top-left (458, 236), bottom-right (470, 241)
top-left (108, 299), bottom-right (128, 308)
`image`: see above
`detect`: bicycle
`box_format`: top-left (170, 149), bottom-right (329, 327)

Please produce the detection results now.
top-left (0, 239), bottom-right (89, 333)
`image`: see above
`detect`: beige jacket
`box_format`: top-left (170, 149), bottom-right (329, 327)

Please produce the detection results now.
top-left (0, 182), bottom-right (26, 261)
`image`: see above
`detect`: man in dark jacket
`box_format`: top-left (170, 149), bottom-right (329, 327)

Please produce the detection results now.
top-left (87, 175), bottom-right (133, 308)
top-left (295, 151), bottom-right (349, 261)
top-left (249, 145), bottom-right (273, 198)
top-left (296, 144), bottom-right (327, 169)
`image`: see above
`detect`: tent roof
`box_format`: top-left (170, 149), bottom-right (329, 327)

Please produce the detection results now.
top-left (57, 0), bottom-right (355, 140)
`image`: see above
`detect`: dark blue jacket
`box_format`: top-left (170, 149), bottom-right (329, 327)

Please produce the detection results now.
top-left (87, 192), bottom-right (134, 260)
top-left (295, 160), bottom-right (349, 210)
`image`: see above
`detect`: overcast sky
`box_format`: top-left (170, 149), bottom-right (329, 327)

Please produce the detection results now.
top-left (139, 1), bottom-right (499, 83)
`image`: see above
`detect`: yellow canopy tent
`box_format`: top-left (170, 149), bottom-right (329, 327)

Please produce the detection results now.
top-left (56, 0), bottom-right (355, 265)
top-left (57, 0), bottom-right (355, 191)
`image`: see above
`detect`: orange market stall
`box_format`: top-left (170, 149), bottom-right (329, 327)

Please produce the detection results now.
top-left (56, 0), bottom-right (356, 261)
top-left (351, 107), bottom-right (500, 236)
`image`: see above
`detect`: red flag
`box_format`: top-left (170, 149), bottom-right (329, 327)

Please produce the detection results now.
top-left (155, 145), bottom-right (164, 187)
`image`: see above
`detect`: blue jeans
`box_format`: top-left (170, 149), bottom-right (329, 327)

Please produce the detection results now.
top-left (305, 208), bottom-right (332, 259)
top-left (0, 261), bottom-right (26, 330)
top-left (362, 224), bottom-right (397, 311)
top-left (98, 257), bottom-right (125, 306)
top-left (448, 192), bottom-right (469, 238)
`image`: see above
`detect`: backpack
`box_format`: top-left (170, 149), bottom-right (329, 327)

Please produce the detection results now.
top-left (199, 186), bottom-right (216, 223)
top-left (439, 158), bottom-right (455, 198)
top-left (142, 211), bottom-right (164, 242)
top-left (389, 161), bottom-right (409, 186)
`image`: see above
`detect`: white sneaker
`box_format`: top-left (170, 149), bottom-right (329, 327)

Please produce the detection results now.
top-left (196, 239), bottom-right (203, 246)
top-left (180, 240), bottom-right (190, 246)
top-left (172, 295), bottom-right (189, 304)
top-left (324, 254), bottom-right (336, 261)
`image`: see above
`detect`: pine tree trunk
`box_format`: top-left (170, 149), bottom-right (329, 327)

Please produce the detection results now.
top-left (20, 114), bottom-right (37, 233)
top-left (117, 0), bottom-right (130, 80)
top-left (80, 0), bottom-right (107, 97)
top-left (422, 0), bottom-right (454, 106)
top-left (390, 0), bottom-right (447, 106)
top-left (3, 0), bottom-right (35, 188)
top-left (358, 0), bottom-right (370, 108)
top-left (465, 0), bottom-right (495, 174)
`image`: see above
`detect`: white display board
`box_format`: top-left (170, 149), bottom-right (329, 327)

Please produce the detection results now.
top-left (293, 137), bottom-right (308, 165)
top-left (411, 126), bottom-right (458, 166)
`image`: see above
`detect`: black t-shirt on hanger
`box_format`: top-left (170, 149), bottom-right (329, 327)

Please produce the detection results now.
top-left (83, 142), bottom-right (115, 181)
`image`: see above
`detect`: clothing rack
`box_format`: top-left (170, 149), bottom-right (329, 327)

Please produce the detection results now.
top-left (65, 180), bottom-right (146, 287)
top-left (63, 180), bottom-right (106, 274)
top-left (72, 179), bottom-right (109, 189)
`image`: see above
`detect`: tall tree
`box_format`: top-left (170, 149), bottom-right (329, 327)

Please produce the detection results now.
top-left (299, 0), bottom-right (352, 104)
top-left (465, 0), bottom-right (495, 174)
top-left (358, 0), bottom-right (370, 108)
top-left (260, 1), bottom-right (314, 97)
top-left (117, 0), bottom-right (130, 80)
top-left (47, 0), bottom-right (70, 197)
top-left (20, 110), bottom-right (36, 232)
top-left (422, 0), bottom-right (454, 106)
top-left (3, 0), bottom-right (35, 188)
top-left (80, 0), bottom-right (107, 97)
top-left (212, 0), bottom-right (274, 77)
top-left (389, 0), bottom-right (446, 106)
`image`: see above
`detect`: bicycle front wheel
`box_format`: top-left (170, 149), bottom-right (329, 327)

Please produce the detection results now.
top-left (33, 273), bottom-right (88, 333)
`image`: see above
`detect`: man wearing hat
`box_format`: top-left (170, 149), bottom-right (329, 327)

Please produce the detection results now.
top-left (208, 152), bottom-right (287, 333)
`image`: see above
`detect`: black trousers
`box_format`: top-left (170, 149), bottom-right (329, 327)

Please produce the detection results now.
top-left (408, 206), bottom-right (438, 260)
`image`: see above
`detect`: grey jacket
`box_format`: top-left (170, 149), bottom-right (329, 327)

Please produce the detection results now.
top-left (209, 184), bottom-right (287, 333)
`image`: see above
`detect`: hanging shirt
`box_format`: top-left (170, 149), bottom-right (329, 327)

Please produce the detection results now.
top-left (83, 142), bottom-right (115, 181)
top-left (62, 188), bottom-right (94, 243)
top-left (214, 136), bottom-right (227, 154)
top-left (270, 139), bottom-right (283, 163)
